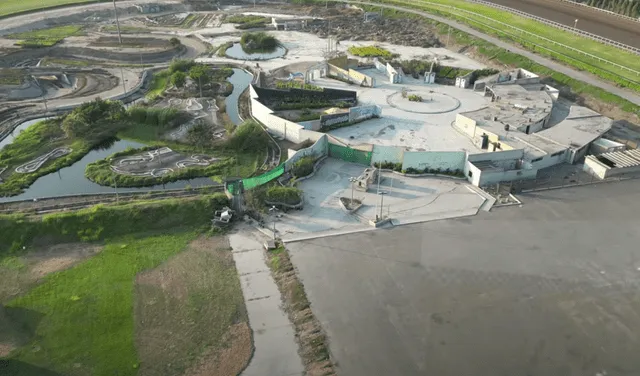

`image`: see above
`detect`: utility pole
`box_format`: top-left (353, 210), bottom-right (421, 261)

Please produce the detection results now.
top-left (120, 67), bottom-right (127, 94)
top-left (379, 191), bottom-right (387, 220)
top-left (112, 0), bottom-right (122, 45)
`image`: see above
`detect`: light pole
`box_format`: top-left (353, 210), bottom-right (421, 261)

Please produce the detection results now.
top-left (348, 177), bottom-right (357, 206)
top-left (378, 191), bottom-right (387, 221)
top-left (269, 205), bottom-right (278, 240)
top-left (112, 0), bottom-right (122, 45)
top-left (574, 18), bottom-right (579, 29)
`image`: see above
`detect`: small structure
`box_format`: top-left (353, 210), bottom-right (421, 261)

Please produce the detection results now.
top-left (425, 61), bottom-right (436, 84)
top-left (271, 17), bottom-right (311, 30)
top-left (583, 149), bottom-right (640, 180)
top-left (352, 167), bottom-right (379, 192)
top-left (364, 12), bottom-right (380, 22)
top-left (589, 138), bottom-right (626, 155)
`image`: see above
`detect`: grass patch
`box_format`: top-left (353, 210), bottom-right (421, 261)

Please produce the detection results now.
top-left (348, 45), bottom-right (396, 59)
top-left (0, 0), bottom-right (96, 18)
top-left (226, 14), bottom-right (269, 24)
top-left (6, 25), bottom-right (84, 48)
top-left (0, 69), bottom-right (24, 85)
top-left (240, 31), bottom-right (279, 52)
top-left (40, 57), bottom-right (89, 67)
top-left (146, 70), bottom-right (171, 100)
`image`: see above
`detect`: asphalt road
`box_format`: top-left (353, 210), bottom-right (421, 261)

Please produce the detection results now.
top-left (344, 1), bottom-right (640, 107)
top-left (287, 180), bottom-right (640, 376)
top-left (485, 0), bottom-right (640, 48)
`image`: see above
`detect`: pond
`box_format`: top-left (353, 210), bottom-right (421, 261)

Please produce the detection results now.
top-left (225, 43), bottom-right (286, 61)
top-left (0, 69), bottom-right (255, 202)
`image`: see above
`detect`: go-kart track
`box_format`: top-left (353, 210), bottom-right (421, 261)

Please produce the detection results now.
top-left (110, 147), bottom-right (218, 177)
top-left (484, 0), bottom-right (640, 48)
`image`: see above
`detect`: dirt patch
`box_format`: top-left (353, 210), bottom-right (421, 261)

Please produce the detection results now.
top-left (266, 246), bottom-right (336, 376)
top-left (89, 36), bottom-right (171, 49)
top-left (134, 236), bottom-right (250, 376)
top-left (183, 322), bottom-right (252, 376)
top-left (0, 243), bottom-right (102, 302)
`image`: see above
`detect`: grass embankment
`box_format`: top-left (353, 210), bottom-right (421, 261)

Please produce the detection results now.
top-left (5, 25), bottom-right (84, 47)
top-left (0, 194), bottom-right (250, 376)
top-left (226, 14), bottom-right (269, 29)
top-left (350, 1), bottom-right (640, 116)
top-left (0, 0), bottom-right (95, 18)
top-left (347, 45), bottom-right (396, 59)
top-left (368, 0), bottom-right (640, 92)
top-left (84, 119), bottom-right (268, 188)
top-left (39, 57), bottom-right (89, 67)
top-left (240, 31), bottom-right (279, 52)
top-left (0, 69), bottom-right (25, 85)
top-left (266, 246), bottom-right (336, 375)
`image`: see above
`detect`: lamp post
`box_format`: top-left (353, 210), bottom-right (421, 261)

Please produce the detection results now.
top-left (348, 177), bottom-right (357, 206)
top-left (379, 191), bottom-right (387, 221)
top-left (113, 0), bottom-right (122, 45)
top-left (574, 18), bottom-right (579, 29)
top-left (269, 205), bottom-right (278, 240)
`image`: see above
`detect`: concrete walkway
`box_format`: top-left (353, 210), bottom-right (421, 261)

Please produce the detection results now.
top-left (339, 0), bottom-right (640, 106)
top-left (229, 229), bottom-right (304, 376)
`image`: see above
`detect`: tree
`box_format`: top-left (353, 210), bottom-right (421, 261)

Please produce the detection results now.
top-left (170, 71), bottom-right (186, 88)
top-left (169, 37), bottom-right (181, 47)
top-left (189, 64), bottom-right (212, 87)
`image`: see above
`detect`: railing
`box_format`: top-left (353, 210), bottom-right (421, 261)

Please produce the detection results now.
top-left (465, 0), bottom-right (640, 55)
top-left (388, 0), bottom-right (640, 81)
top-left (555, 0), bottom-right (640, 23)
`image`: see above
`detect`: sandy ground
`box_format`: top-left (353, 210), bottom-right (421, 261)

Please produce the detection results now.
top-left (286, 179), bottom-right (640, 376)
top-left (197, 29), bottom-right (485, 71)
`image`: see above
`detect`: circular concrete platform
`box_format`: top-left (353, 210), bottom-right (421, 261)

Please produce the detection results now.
top-left (387, 90), bottom-right (461, 114)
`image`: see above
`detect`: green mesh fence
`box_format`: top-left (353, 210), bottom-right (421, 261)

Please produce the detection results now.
top-left (328, 143), bottom-right (372, 165)
top-left (242, 163), bottom-right (285, 190)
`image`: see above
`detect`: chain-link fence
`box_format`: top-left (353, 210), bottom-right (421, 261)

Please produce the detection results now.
top-left (328, 143), bottom-right (372, 165)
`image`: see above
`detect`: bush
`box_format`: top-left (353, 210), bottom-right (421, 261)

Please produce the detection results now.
top-left (61, 98), bottom-right (125, 138)
top-left (170, 71), bottom-right (186, 88)
top-left (265, 186), bottom-right (302, 205)
top-left (169, 59), bottom-right (196, 74)
top-left (0, 194), bottom-right (229, 254)
top-left (408, 94), bottom-right (422, 102)
top-left (126, 106), bottom-right (184, 128)
top-left (225, 120), bottom-right (269, 152)
top-left (292, 156), bottom-right (314, 178)
top-left (240, 32), bottom-right (279, 52)
top-left (348, 45), bottom-right (395, 59)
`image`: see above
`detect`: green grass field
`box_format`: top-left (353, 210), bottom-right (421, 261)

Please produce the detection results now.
top-left (0, 0), bottom-right (98, 18)
top-left (348, 45), bottom-right (396, 59)
top-left (371, 0), bottom-right (640, 91)
top-left (0, 195), bottom-right (247, 376)
top-left (6, 25), bottom-right (84, 47)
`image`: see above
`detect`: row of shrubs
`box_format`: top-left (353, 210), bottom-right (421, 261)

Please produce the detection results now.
top-left (265, 186), bottom-right (303, 205)
top-left (374, 161), bottom-right (465, 177)
top-left (275, 81), bottom-right (323, 91)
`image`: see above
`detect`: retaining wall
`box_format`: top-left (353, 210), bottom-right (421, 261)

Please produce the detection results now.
top-left (402, 151), bottom-right (466, 171)
top-left (285, 135), bottom-right (329, 171)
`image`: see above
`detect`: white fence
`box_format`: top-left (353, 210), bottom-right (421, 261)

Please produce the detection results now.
top-left (465, 0), bottom-right (640, 55)
top-left (404, 0), bottom-right (640, 82)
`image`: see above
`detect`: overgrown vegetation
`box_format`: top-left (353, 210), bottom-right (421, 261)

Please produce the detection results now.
top-left (348, 45), bottom-right (396, 59)
top-left (0, 194), bottom-right (228, 254)
top-left (6, 25), bottom-right (83, 47)
top-left (295, 109), bottom-right (322, 122)
top-left (265, 246), bottom-right (336, 375)
top-left (226, 14), bottom-right (269, 29)
top-left (265, 186), bottom-right (303, 205)
top-left (225, 119), bottom-right (270, 152)
top-left (147, 60), bottom-right (234, 99)
top-left (275, 81), bottom-right (324, 91)
top-left (374, 161), bottom-right (465, 176)
top-left (291, 156), bottom-right (315, 178)
top-left (408, 94), bottom-right (423, 102)
top-left (240, 31), bottom-right (279, 52)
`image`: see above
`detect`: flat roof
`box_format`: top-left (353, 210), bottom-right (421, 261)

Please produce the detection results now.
top-left (537, 106), bottom-right (612, 149)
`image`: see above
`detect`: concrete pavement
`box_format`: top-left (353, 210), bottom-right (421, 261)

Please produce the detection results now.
top-left (228, 229), bottom-right (304, 376)
top-left (286, 179), bottom-right (640, 375)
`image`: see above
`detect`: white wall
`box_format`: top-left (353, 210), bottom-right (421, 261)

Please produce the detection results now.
top-left (250, 97), bottom-right (303, 143)
top-left (373, 58), bottom-right (386, 73)
top-left (285, 134), bottom-right (328, 171)
top-left (348, 105), bottom-right (381, 123)
top-left (402, 151), bottom-right (466, 172)
top-left (386, 63), bottom-right (401, 83)
top-left (583, 156), bottom-right (609, 179)
top-left (477, 167), bottom-right (537, 186)
top-left (371, 144), bottom-right (404, 164)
